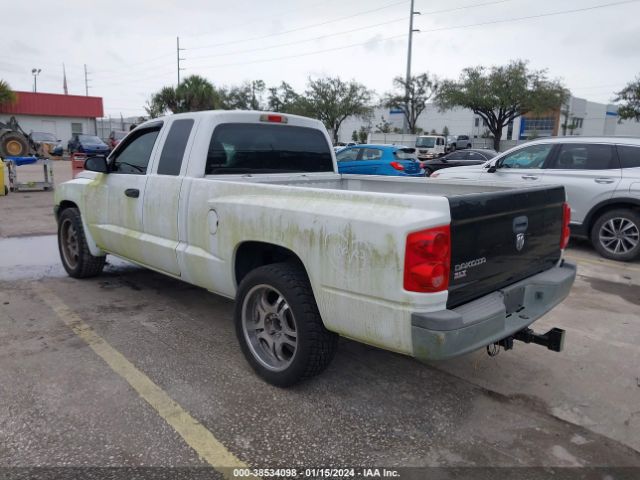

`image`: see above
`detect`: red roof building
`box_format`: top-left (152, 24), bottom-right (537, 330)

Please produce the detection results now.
top-left (0, 91), bottom-right (103, 118)
top-left (0, 91), bottom-right (104, 145)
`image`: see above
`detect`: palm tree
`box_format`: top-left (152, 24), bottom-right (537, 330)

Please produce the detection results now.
top-left (145, 75), bottom-right (221, 117)
top-left (0, 80), bottom-right (16, 106)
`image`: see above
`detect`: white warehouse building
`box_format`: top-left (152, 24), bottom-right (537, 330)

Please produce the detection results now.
top-left (338, 95), bottom-right (640, 147)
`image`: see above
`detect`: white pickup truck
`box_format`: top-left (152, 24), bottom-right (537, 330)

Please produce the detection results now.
top-left (55, 111), bottom-right (576, 386)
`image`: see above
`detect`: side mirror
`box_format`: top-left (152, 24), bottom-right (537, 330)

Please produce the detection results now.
top-left (85, 155), bottom-right (109, 173)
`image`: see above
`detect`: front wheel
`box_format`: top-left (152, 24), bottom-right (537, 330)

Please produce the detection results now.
top-left (235, 262), bottom-right (338, 387)
top-left (57, 207), bottom-right (106, 278)
top-left (590, 209), bottom-right (640, 261)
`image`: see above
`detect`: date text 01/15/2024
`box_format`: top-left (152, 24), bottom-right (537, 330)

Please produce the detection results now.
top-left (231, 468), bottom-right (400, 478)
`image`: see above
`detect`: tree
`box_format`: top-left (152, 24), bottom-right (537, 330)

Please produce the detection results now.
top-left (442, 125), bottom-right (449, 136)
top-left (351, 130), bottom-right (358, 142)
top-left (224, 80), bottom-right (266, 110)
top-left (375, 116), bottom-right (393, 133)
top-left (145, 75), bottom-right (222, 117)
top-left (357, 126), bottom-right (369, 144)
top-left (304, 77), bottom-right (373, 144)
top-left (615, 76), bottom-right (640, 121)
top-left (268, 82), bottom-right (300, 112)
top-left (384, 73), bottom-right (438, 134)
top-left (435, 60), bottom-right (567, 151)
top-left (0, 80), bottom-right (16, 106)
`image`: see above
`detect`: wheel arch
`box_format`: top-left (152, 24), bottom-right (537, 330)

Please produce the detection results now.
top-left (582, 198), bottom-right (640, 237)
top-left (233, 241), bottom-right (311, 289)
top-left (56, 200), bottom-right (104, 257)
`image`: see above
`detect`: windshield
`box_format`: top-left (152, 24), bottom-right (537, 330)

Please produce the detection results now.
top-left (31, 132), bottom-right (57, 142)
top-left (78, 135), bottom-right (103, 143)
top-left (416, 137), bottom-right (436, 148)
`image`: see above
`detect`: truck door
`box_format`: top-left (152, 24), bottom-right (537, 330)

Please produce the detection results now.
top-left (84, 124), bottom-right (162, 264)
top-left (142, 118), bottom-right (196, 276)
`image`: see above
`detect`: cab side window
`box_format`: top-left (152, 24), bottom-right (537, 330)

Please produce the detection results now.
top-left (549, 144), bottom-right (616, 170)
top-left (500, 144), bottom-right (554, 169)
top-left (111, 126), bottom-right (161, 174)
top-left (157, 119), bottom-right (194, 176)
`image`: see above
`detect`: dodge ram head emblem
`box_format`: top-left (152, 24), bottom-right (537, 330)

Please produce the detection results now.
top-left (513, 215), bottom-right (528, 252)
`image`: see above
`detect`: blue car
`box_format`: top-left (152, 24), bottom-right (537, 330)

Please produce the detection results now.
top-left (335, 144), bottom-right (424, 176)
top-left (68, 134), bottom-right (110, 156)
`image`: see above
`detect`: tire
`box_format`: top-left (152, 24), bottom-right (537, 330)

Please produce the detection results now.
top-left (0, 133), bottom-right (29, 157)
top-left (424, 167), bottom-right (434, 177)
top-left (234, 262), bottom-right (338, 387)
top-left (590, 209), bottom-right (640, 261)
top-left (57, 207), bottom-right (106, 278)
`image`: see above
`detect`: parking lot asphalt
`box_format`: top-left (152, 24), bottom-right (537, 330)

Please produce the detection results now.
top-left (1, 169), bottom-right (639, 474)
top-left (1, 231), bottom-right (639, 473)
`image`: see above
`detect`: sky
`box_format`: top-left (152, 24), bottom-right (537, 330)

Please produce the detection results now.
top-left (2, 0), bottom-right (639, 118)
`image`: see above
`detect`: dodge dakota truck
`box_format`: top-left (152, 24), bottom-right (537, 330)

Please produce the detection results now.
top-left (55, 111), bottom-right (576, 386)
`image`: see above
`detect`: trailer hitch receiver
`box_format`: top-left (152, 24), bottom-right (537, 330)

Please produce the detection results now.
top-left (495, 327), bottom-right (565, 353)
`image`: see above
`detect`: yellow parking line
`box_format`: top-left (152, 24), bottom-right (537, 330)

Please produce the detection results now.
top-left (33, 284), bottom-right (248, 477)
top-left (564, 254), bottom-right (640, 273)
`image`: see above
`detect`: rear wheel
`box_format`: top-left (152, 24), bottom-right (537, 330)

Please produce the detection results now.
top-left (424, 167), bottom-right (434, 177)
top-left (57, 207), bottom-right (106, 278)
top-left (0, 133), bottom-right (29, 157)
top-left (235, 262), bottom-right (338, 387)
top-left (590, 209), bottom-right (640, 261)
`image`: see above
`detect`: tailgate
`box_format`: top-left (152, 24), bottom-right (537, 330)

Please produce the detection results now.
top-left (446, 185), bottom-right (565, 309)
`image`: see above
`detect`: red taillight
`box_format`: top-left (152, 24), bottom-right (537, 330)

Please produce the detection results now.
top-left (260, 114), bottom-right (288, 123)
top-left (404, 225), bottom-right (451, 293)
top-left (561, 202), bottom-right (571, 249)
top-left (390, 161), bottom-right (405, 171)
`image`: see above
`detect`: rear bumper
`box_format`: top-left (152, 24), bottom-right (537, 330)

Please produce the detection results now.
top-left (410, 261), bottom-right (576, 360)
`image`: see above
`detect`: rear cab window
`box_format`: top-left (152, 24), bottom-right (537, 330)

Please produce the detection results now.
top-left (205, 123), bottom-right (333, 175)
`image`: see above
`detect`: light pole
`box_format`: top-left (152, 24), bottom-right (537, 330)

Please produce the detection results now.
top-left (32, 68), bottom-right (41, 93)
top-left (403, 0), bottom-right (420, 133)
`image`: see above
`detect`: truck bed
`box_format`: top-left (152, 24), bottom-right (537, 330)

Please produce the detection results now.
top-left (219, 173), bottom-right (566, 309)
top-left (238, 173), bottom-right (521, 197)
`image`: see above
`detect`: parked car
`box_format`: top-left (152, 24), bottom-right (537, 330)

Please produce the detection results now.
top-left (67, 134), bottom-right (110, 156)
top-left (54, 110), bottom-right (574, 386)
top-left (30, 131), bottom-right (63, 157)
top-left (446, 135), bottom-right (473, 151)
top-left (336, 144), bottom-right (424, 176)
top-left (422, 148), bottom-right (498, 176)
top-left (108, 130), bottom-right (128, 150)
top-left (431, 137), bottom-right (640, 261)
top-left (415, 135), bottom-right (447, 159)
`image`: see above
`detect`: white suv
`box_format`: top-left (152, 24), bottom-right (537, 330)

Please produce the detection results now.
top-left (431, 137), bottom-right (640, 261)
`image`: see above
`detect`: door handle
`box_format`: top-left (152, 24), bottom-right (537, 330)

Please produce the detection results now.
top-left (594, 178), bottom-right (615, 184)
top-left (521, 175), bottom-right (538, 180)
top-left (124, 188), bottom-right (140, 198)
